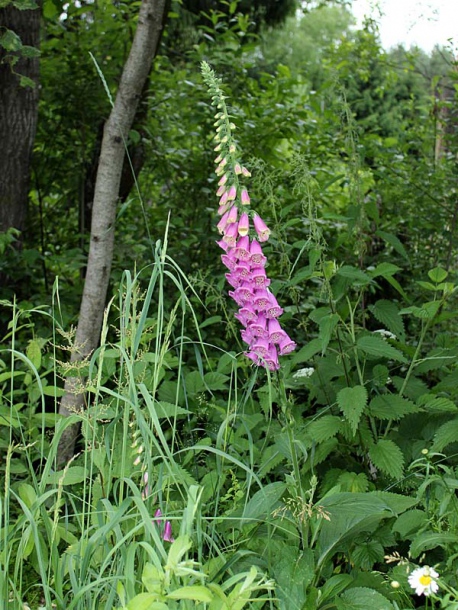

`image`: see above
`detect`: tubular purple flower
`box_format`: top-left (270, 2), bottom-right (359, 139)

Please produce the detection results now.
top-left (249, 239), bottom-right (267, 266)
top-left (249, 313), bottom-right (268, 338)
top-left (245, 350), bottom-right (260, 365)
top-left (265, 294), bottom-right (284, 319)
top-left (227, 185), bottom-right (237, 201)
top-left (264, 345), bottom-right (280, 371)
top-left (218, 202), bottom-right (231, 216)
top-left (214, 154), bottom-right (223, 164)
top-left (238, 212), bottom-right (249, 236)
top-left (234, 236), bottom-right (251, 261)
top-left (238, 306), bottom-right (257, 323)
top-left (233, 282), bottom-right (254, 302)
top-left (241, 166), bottom-right (251, 177)
top-left (216, 239), bottom-right (229, 251)
top-left (241, 327), bottom-right (256, 345)
top-left (251, 267), bottom-right (270, 288)
top-left (221, 251), bottom-right (238, 271)
top-left (219, 191), bottom-right (229, 207)
top-left (228, 289), bottom-right (247, 307)
top-left (268, 318), bottom-right (287, 343)
top-left (162, 521), bottom-right (174, 543)
top-left (223, 222), bottom-right (239, 246)
top-left (217, 210), bottom-right (231, 234)
top-left (218, 174), bottom-right (228, 186)
top-left (252, 337), bottom-right (270, 357)
top-left (253, 214), bottom-right (271, 242)
top-left (225, 272), bottom-right (242, 288)
top-left (226, 205), bottom-right (238, 224)
top-left (241, 188), bottom-right (250, 206)
top-left (216, 185), bottom-right (226, 197)
top-left (279, 335), bottom-right (297, 355)
top-left (234, 260), bottom-right (252, 280)
top-left (254, 288), bottom-right (271, 311)
top-left (234, 162), bottom-right (242, 174)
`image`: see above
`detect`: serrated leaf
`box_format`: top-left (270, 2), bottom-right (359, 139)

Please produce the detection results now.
top-left (291, 337), bottom-right (322, 364)
top-left (154, 401), bottom-right (190, 418)
top-left (337, 472), bottom-right (369, 493)
top-left (369, 300), bottom-right (405, 340)
top-left (357, 335), bottom-right (407, 363)
top-left (203, 371), bottom-right (228, 391)
top-left (319, 313), bottom-right (340, 353)
top-left (337, 386), bottom-right (368, 434)
top-left (369, 262), bottom-right (402, 278)
top-left (431, 418), bottom-right (458, 451)
top-left (424, 396), bottom-right (457, 412)
top-left (337, 265), bottom-right (371, 284)
top-left (184, 371), bottom-right (205, 395)
top-left (351, 540), bottom-right (385, 570)
top-left (308, 415), bottom-right (342, 443)
top-left (368, 395), bottom-right (420, 420)
top-left (338, 586), bottom-right (394, 610)
top-left (369, 440), bottom-right (404, 480)
top-left (0, 28), bottom-right (22, 51)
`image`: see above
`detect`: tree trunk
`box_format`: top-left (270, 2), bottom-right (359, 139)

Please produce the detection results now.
top-left (0, 4), bottom-right (40, 234)
top-left (57, 0), bottom-right (168, 464)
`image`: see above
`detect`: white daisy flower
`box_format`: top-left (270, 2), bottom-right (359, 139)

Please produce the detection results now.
top-left (408, 566), bottom-right (439, 596)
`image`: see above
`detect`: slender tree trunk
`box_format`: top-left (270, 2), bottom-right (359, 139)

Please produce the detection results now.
top-left (0, 4), bottom-right (40, 234)
top-left (58, 0), bottom-right (168, 464)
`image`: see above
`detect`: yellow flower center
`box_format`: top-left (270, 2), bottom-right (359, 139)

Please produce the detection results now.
top-left (419, 575), bottom-right (432, 586)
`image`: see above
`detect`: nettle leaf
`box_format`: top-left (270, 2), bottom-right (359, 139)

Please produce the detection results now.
top-left (337, 472), bottom-right (369, 493)
top-left (368, 262), bottom-right (402, 279)
top-left (369, 440), bottom-right (404, 480)
top-left (203, 371), bottom-right (228, 391)
top-left (375, 229), bottom-right (409, 261)
top-left (351, 540), bottom-right (385, 570)
top-left (369, 300), bottom-right (405, 340)
top-left (368, 395), bottom-right (420, 420)
top-left (337, 265), bottom-right (372, 284)
top-left (308, 415), bottom-right (342, 443)
top-left (338, 586), bottom-right (394, 610)
top-left (291, 337), bottom-right (322, 365)
top-left (357, 335), bottom-right (407, 363)
top-left (240, 482), bottom-right (286, 526)
top-left (337, 386), bottom-right (368, 435)
top-left (319, 313), bottom-right (340, 353)
top-left (423, 396), bottom-right (458, 413)
top-left (432, 418), bottom-right (458, 452)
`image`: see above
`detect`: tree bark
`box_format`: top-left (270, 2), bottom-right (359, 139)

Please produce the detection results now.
top-left (58, 0), bottom-right (168, 464)
top-left (0, 4), bottom-right (40, 234)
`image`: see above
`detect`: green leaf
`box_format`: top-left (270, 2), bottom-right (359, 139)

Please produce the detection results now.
top-left (184, 371), bottom-right (205, 395)
top-left (423, 396), bottom-right (458, 413)
top-left (203, 371), bottom-right (229, 391)
top-left (320, 575), bottom-right (353, 602)
top-left (375, 230), bottom-right (409, 260)
top-left (167, 586), bottom-right (213, 602)
top-left (337, 472), bottom-right (369, 493)
top-left (369, 440), bottom-right (404, 480)
top-left (154, 401), bottom-right (190, 419)
top-left (273, 545), bottom-right (315, 610)
top-left (392, 509), bottom-right (427, 538)
top-left (432, 418), bottom-right (458, 452)
top-left (337, 265), bottom-right (372, 284)
top-left (338, 586), bottom-right (394, 610)
top-left (357, 335), bottom-right (407, 363)
top-left (308, 415), bottom-right (342, 443)
top-left (46, 466), bottom-right (87, 485)
top-left (126, 594), bottom-right (167, 610)
top-left (319, 313), bottom-right (340, 352)
top-left (428, 267), bottom-right (448, 283)
top-left (18, 483), bottom-right (37, 509)
top-left (337, 386), bottom-right (368, 434)
top-left (351, 540), bottom-right (385, 569)
top-left (291, 337), bottom-right (322, 364)
top-left (26, 338), bottom-right (43, 370)
top-left (0, 28), bottom-right (22, 51)
top-left (369, 262), bottom-right (402, 278)
top-left (410, 531), bottom-right (458, 558)
top-left (240, 482), bottom-right (286, 526)
top-left (369, 300), bottom-right (405, 340)
top-left (368, 395), bottom-right (420, 420)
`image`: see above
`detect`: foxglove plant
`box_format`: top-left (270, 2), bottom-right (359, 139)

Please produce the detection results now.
top-left (201, 62), bottom-right (296, 370)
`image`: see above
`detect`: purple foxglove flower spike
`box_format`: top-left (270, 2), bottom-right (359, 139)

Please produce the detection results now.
top-left (249, 239), bottom-right (267, 266)
top-left (162, 521), bottom-right (174, 543)
top-left (241, 188), bottom-right (250, 206)
top-left (223, 222), bottom-right (239, 246)
top-left (227, 185), bottom-right (237, 201)
top-left (238, 212), bottom-right (249, 236)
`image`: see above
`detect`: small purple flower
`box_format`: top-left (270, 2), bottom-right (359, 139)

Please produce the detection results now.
top-left (153, 508), bottom-right (174, 543)
top-left (268, 319), bottom-right (287, 343)
top-left (223, 222), bottom-right (239, 246)
top-left (249, 239), bottom-right (266, 266)
top-left (238, 212), bottom-right (249, 236)
top-left (241, 188), bottom-right (250, 205)
top-left (279, 335), bottom-right (297, 355)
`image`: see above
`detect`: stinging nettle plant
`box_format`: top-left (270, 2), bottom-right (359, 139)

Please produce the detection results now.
top-left (201, 61), bottom-right (296, 371)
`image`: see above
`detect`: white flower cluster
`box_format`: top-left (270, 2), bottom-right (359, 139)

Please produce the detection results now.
top-left (293, 367), bottom-right (314, 379)
top-left (373, 329), bottom-right (397, 340)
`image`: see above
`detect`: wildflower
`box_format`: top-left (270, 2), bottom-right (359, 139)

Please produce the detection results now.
top-left (234, 162), bottom-right (242, 174)
top-left (408, 566), bottom-right (439, 597)
top-left (253, 214), bottom-right (271, 242)
top-left (238, 212), bottom-right (250, 237)
top-left (153, 508), bottom-right (175, 543)
top-left (227, 185), bottom-right (237, 200)
top-left (293, 367), bottom-right (314, 379)
top-left (241, 188), bottom-right (250, 205)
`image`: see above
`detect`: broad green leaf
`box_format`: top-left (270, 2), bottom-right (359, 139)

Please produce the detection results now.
top-left (317, 493), bottom-right (391, 567)
top-left (337, 586), bottom-right (394, 610)
top-left (337, 472), bottom-right (369, 493)
top-left (410, 531), bottom-right (458, 558)
top-left (337, 265), bottom-right (371, 284)
top-left (351, 540), bottom-right (384, 569)
top-left (423, 396), bottom-right (457, 413)
top-left (368, 395), bottom-right (420, 420)
top-left (308, 415), bottom-right (342, 443)
top-left (291, 337), bottom-right (322, 364)
top-left (18, 483), bottom-right (36, 509)
top-left (203, 371), bottom-right (229, 391)
top-left (184, 371), bottom-right (205, 395)
top-left (371, 491), bottom-right (417, 513)
top-left (240, 482), bottom-right (286, 526)
top-left (369, 300), bottom-right (405, 340)
top-left (166, 535), bottom-right (193, 570)
top-left (0, 28), bottom-right (22, 51)
top-left (368, 263), bottom-right (401, 278)
top-left (432, 418), bottom-right (458, 452)
top-left (126, 594), bottom-right (167, 610)
top-left (357, 335), bottom-right (407, 363)
top-left (337, 386), bottom-right (368, 434)
top-left (369, 440), bottom-right (404, 480)
top-left (428, 267), bottom-right (448, 283)
top-left (273, 546), bottom-right (315, 610)
top-left (319, 313), bottom-right (340, 352)
top-left (26, 338), bottom-right (43, 370)
top-left (46, 466), bottom-right (87, 485)
top-left (167, 586), bottom-right (213, 602)
top-left (320, 574), bottom-right (353, 602)
top-left (392, 509), bottom-right (427, 538)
